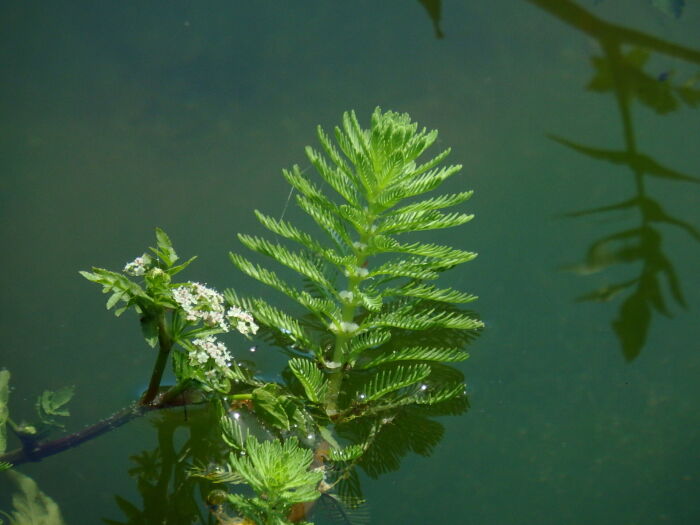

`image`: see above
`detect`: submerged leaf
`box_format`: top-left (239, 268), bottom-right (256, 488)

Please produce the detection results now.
top-left (4, 470), bottom-right (67, 525)
top-left (36, 386), bottom-right (75, 427)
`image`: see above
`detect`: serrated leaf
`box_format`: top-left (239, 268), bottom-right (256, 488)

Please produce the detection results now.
top-left (347, 330), bottom-right (392, 361)
top-left (289, 358), bottom-right (327, 403)
top-left (380, 210), bottom-right (474, 234)
top-left (399, 382), bottom-right (466, 407)
top-left (384, 283), bottom-right (477, 303)
top-left (328, 444), bottom-right (364, 462)
top-left (364, 309), bottom-right (483, 332)
top-left (153, 227), bottom-right (178, 266)
top-left (229, 252), bottom-right (336, 317)
top-left (237, 234), bottom-right (333, 291)
top-left (168, 255), bottom-right (197, 276)
top-left (360, 347), bottom-right (469, 369)
top-left (362, 364), bottom-right (431, 402)
top-left (369, 259), bottom-right (439, 280)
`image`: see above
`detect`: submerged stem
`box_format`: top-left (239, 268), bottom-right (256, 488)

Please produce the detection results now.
top-left (0, 385), bottom-right (204, 467)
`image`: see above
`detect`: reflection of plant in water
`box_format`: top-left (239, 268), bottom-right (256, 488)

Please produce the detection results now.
top-left (104, 406), bottom-right (226, 525)
top-left (1, 109), bottom-right (482, 524)
top-left (0, 371), bottom-right (68, 524)
top-left (534, 0), bottom-right (700, 360)
top-left (417, 0), bottom-right (444, 39)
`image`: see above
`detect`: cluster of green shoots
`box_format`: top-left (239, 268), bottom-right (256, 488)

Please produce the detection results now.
top-left (1, 108), bottom-right (482, 525)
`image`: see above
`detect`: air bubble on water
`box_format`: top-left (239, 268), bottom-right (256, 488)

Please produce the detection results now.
top-left (420, 384), bottom-right (428, 391)
top-left (249, 346), bottom-right (257, 353)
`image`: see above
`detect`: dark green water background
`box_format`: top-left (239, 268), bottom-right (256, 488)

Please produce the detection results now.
top-left (1, 1), bottom-right (699, 524)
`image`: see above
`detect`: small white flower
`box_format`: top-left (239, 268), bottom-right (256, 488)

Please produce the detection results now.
top-left (339, 290), bottom-right (354, 302)
top-left (190, 335), bottom-right (232, 369)
top-left (352, 241), bottom-right (367, 251)
top-left (123, 255), bottom-right (150, 276)
top-left (172, 282), bottom-right (228, 330)
top-left (226, 306), bottom-right (259, 336)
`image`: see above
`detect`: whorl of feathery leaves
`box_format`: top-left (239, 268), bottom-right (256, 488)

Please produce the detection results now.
top-left (228, 108), bottom-right (481, 410)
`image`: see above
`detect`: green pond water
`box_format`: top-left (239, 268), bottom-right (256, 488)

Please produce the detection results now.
top-left (1, 1), bottom-right (699, 524)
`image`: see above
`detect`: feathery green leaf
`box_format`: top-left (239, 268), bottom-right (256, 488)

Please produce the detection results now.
top-left (289, 358), bottom-right (327, 403)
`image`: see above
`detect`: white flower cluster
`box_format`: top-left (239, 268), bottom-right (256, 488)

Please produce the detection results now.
top-left (189, 335), bottom-right (231, 369)
top-left (172, 282), bottom-right (228, 330)
top-left (227, 305), bottom-right (259, 336)
top-left (123, 255), bottom-right (150, 276)
top-left (172, 282), bottom-right (259, 376)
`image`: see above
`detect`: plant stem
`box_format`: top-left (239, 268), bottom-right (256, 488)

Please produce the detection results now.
top-left (142, 311), bottom-right (173, 405)
top-left (324, 226), bottom-right (373, 416)
top-left (155, 380), bottom-right (193, 406)
top-left (0, 387), bottom-right (204, 467)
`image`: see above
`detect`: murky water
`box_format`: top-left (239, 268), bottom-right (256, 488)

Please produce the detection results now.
top-left (1, 1), bottom-right (699, 523)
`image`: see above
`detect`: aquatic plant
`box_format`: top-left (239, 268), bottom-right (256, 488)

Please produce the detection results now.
top-left (1, 109), bottom-right (481, 524)
top-left (227, 107), bottom-right (480, 416)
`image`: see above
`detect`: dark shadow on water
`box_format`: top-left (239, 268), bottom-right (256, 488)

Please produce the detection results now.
top-left (419, 0), bottom-right (700, 360)
top-left (530, 0), bottom-right (700, 361)
top-left (417, 0), bottom-right (444, 39)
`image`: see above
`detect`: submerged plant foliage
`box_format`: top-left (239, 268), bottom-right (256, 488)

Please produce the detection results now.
top-left (1, 108), bottom-right (482, 525)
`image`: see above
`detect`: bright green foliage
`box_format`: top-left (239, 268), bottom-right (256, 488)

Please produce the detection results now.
top-left (289, 358), bottom-right (328, 404)
top-left (80, 229), bottom-right (255, 393)
top-left (228, 108), bottom-right (482, 415)
top-left (68, 109), bottom-right (484, 525)
top-left (80, 228), bottom-right (194, 323)
top-left (224, 436), bottom-right (323, 525)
